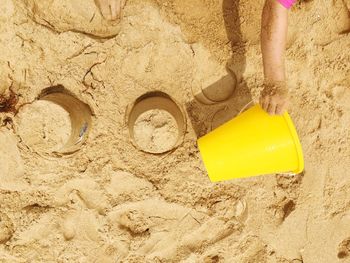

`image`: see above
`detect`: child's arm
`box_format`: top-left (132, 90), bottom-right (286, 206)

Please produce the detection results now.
top-left (95, 0), bottom-right (126, 21)
top-left (259, 0), bottom-right (290, 115)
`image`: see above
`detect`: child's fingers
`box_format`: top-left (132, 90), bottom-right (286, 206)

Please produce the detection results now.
top-left (116, 0), bottom-right (121, 19)
top-left (260, 96), bottom-right (269, 112)
top-left (259, 95), bottom-right (264, 108)
top-left (99, 1), bottom-right (112, 20)
top-left (110, 0), bottom-right (118, 20)
top-left (100, 6), bottom-right (108, 19)
top-left (276, 101), bottom-right (287, 115)
top-left (96, 0), bottom-right (111, 19)
top-left (96, 0), bottom-right (125, 21)
top-left (275, 103), bottom-right (283, 115)
top-left (267, 100), bottom-right (277, 115)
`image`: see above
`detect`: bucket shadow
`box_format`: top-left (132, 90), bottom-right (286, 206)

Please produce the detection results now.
top-left (185, 0), bottom-right (251, 138)
top-left (185, 80), bottom-right (252, 138)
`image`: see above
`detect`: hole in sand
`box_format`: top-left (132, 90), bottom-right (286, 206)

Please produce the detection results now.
top-left (17, 85), bottom-right (92, 155)
top-left (192, 71), bottom-right (237, 105)
top-left (127, 91), bottom-right (186, 154)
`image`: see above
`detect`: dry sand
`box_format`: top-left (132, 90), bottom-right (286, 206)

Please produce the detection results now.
top-left (0, 0), bottom-right (350, 262)
top-left (134, 109), bottom-right (179, 153)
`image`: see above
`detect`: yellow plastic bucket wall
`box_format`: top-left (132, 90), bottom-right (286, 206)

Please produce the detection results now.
top-left (197, 104), bottom-right (304, 182)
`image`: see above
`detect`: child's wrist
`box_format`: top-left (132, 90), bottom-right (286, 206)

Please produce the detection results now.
top-left (263, 78), bottom-right (287, 87)
top-left (277, 0), bottom-right (296, 9)
top-left (262, 80), bottom-right (289, 97)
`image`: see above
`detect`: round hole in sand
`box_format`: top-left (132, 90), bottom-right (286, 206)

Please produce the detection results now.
top-left (127, 91), bottom-right (186, 154)
top-left (17, 85), bottom-right (92, 155)
top-left (192, 71), bottom-right (237, 105)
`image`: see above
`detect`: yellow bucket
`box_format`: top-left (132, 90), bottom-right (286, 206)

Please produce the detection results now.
top-left (197, 104), bottom-right (304, 182)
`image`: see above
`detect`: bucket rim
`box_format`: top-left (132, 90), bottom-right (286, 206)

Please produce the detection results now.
top-left (282, 112), bottom-right (304, 174)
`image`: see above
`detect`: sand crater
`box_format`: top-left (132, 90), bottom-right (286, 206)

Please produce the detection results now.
top-left (127, 91), bottom-right (186, 154)
top-left (17, 86), bottom-right (92, 155)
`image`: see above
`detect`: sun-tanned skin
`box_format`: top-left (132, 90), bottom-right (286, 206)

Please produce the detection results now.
top-left (94, 0), bottom-right (126, 21)
top-left (95, 0), bottom-right (290, 115)
top-left (260, 0), bottom-right (289, 115)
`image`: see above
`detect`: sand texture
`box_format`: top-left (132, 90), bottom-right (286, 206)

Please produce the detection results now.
top-left (0, 0), bottom-right (350, 262)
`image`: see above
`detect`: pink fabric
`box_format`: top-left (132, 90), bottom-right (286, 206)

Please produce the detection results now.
top-left (277, 0), bottom-right (296, 9)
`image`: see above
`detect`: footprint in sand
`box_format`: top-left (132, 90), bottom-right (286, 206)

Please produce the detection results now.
top-left (338, 237), bottom-right (350, 259)
top-left (0, 212), bottom-right (14, 244)
top-left (108, 199), bottom-right (242, 261)
top-left (12, 210), bottom-right (117, 262)
top-left (21, 0), bottom-right (122, 38)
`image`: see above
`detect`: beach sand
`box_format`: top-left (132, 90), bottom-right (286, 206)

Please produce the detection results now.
top-left (0, 0), bottom-right (349, 262)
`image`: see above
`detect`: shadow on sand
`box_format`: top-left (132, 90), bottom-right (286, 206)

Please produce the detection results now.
top-left (185, 0), bottom-right (252, 138)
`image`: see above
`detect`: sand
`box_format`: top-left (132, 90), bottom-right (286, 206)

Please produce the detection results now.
top-left (16, 100), bottom-right (71, 153)
top-left (0, 0), bottom-right (349, 262)
top-left (133, 109), bottom-right (179, 153)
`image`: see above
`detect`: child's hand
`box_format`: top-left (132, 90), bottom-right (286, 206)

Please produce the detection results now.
top-left (95, 0), bottom-right (126, 21)
top-left (259, 81), bottom-right (289, 115)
